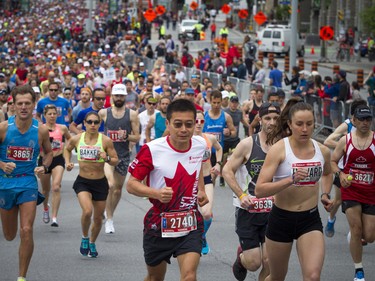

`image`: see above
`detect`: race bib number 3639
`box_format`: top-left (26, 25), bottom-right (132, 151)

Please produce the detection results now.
top-left (161, 210), bottom-right (197, 238)
top-left (7, 146), bottom-right (34, 161)
top-left (248, 196), bottom-right (274, 213)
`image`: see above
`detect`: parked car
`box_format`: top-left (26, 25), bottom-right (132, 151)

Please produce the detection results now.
top-left (178, 19), bottom-right (198, 40)
top-left (257, 24), bottom-right (305, 57)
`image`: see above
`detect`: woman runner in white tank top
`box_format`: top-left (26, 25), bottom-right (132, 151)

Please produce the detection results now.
top-left (255, 98), bottom-right (333, 281)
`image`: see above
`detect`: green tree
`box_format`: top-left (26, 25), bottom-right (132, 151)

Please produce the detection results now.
top-left (361, 6), bottom-right (375, 36)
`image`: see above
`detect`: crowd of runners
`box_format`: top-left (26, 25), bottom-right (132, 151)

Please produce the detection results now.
top-left (0, 1), bottom-right (375, 281)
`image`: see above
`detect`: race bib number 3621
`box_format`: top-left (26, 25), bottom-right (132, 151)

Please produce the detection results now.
top-left (161, 210), bottom-right (197, 238)
top-left (7, 146), bottom-right (34, 161)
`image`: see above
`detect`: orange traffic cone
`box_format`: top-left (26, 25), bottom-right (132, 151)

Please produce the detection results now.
top-left (311, 45), bottom-right (315, 55)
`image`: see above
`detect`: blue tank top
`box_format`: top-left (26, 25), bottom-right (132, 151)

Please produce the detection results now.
top-left (154, 112), bottom-right (166, 139)
top-left (203, 110), bottom-right (226, 148)
top-left (0, 118), bottom-right (40, 189)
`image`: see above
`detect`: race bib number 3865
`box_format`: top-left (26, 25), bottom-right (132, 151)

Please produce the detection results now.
top-left (161, 210), bottom-right (197, 238)
top-left (7, 146), bottom-right (34, 161)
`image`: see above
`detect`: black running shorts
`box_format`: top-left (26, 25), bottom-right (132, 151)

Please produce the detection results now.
top-left (266, 205), bottom-right (323, 243)
top-left (143, 229), bottom-right (203, 267)
top-left (235, 207), bottom-right (269, 250)
top-left (342, 200), bottom-right (375, 215)
top-left (38, 154), bottom-right (65, 174)
top-left (72, 175), bottom-right (109, 201)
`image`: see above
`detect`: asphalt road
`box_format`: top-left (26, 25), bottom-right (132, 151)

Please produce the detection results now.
top-left (1, 164), bottom-right (374, 281)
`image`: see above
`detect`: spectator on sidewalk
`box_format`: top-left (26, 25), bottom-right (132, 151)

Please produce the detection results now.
top-left (269, 61), bottom-right (283, 88)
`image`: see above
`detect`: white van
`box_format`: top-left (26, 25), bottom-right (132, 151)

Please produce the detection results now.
top-left (257, 25), bottom-right (305, 57)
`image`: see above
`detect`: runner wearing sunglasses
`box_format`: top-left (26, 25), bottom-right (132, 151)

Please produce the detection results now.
top-left (64, 111), bottom-right (118, 258)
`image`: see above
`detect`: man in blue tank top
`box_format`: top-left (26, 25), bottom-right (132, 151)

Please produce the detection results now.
top-left (145, 96), bottom-right (171, 142)
top-left (203, 89), bottom-right (236, 185)
top-left (0, 85), bottom-right (53, 281)
top-left (223, 102), bottom-right (281, 281)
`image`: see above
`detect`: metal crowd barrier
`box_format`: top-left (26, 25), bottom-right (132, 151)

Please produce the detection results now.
top-left (131, 53), bottom-right (355, 135)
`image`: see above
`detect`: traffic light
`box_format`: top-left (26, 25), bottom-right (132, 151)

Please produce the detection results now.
top-left (338, 10), bottom-right (344, 21)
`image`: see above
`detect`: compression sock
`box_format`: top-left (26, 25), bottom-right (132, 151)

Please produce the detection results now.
top-left (203, 218), bottom-right (212, 238)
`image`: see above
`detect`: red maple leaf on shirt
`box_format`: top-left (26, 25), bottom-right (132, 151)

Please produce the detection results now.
top-left (163, 162), bottom-right (197, 211)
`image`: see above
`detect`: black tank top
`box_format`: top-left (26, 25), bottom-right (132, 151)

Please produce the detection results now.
top-left (248, 100), bottom-right (262, 134)
top-left (245, 134), bottom-right (266, 195)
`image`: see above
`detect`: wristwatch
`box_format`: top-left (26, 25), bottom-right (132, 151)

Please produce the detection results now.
top-left (105, 155), bottom-right (111, 163)
top-left (321, 193), bottom-right (331, 199)
top-left (335, 170), bottom-right (342, 177)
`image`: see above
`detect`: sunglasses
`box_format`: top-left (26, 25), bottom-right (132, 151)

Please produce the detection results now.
top-left (196, 119), bottom-right (205, 124)
top-left (148, 102), bottom-right (157, 106)
top-left (85, 120), bottom-right (100, 125)
top-left (172, 121), bottom-right (195, 129)
top-left (95, 97), bottom-right (106, 101)
top-left (8, 102), bottom-right (13, 105)
top-left (49, 89), bottom-right (59, 92)
top-left (357, 117), bottom-right (372, 122)
top-left (64, 92), bottom-right (71, 95)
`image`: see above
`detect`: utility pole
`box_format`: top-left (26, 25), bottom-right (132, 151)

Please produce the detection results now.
top-left (319, 0), bottom-right (328, 62)
top-left (87, 0), bottom-right (94, 35)
top-left (290, 0), bottom-right (298, 69)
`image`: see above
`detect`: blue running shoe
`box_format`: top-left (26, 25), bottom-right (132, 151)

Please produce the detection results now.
top-left (354, 270), bottom-right (365, 281)
top-left (324, 216), bottom-right (336, 237)
top-left (88, 242), bottom-right (98, 258)
top-left (80, 237), bottom-right (89, 256)
top-left (202, 237), bottom-right (210, 255)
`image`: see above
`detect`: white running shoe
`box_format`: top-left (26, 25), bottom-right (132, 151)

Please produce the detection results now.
top-left (105, 219), bottom-right (115, 234)
top-left (43, 204), bottom-right (50, 224)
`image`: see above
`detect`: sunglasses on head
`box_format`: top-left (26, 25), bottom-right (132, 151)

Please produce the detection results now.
top-left (172, 121), bottom-right (195, 129)
top-left (85, 120), bottom-right (100, 125)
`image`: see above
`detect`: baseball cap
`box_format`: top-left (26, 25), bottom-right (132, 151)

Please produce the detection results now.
top-left (77, 58), bottom-right (83, 64)
top-left (0, 73), bottom-right (5, 78)
top-left (147, 97), bottom-right (158, 103)
top-left (230, 96), bottom-right (239, 102)
top-left (77, 73), bottom-right (85, 79)
top-left (83, 61), bottom-right (90, 67)
top-left (354, 105), bottom-right (372, 119)
top-left (105, 44), bottom-right (110, 49)
top-left (185, 88), bottom-right (195, 95)
top-left (111, 84), bottom-right (127, 95)
top-left (170, 69), bottom-right (176, 74)
top-left (338, 70), bottom-right (346, 78)
top-left (221, 90), bottom-right (230, 99)
top-left (139, 62), bottom-right (145, 67)
top-left (259, 102), bottom-right (281, 118)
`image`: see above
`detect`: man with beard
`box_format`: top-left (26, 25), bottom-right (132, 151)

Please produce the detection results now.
top-left (99, 84), bottom-right (140, 234)
top-left (222, 102), bottom-right (281, 281)
top-left (145, 96), bottom-right (171, 142)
